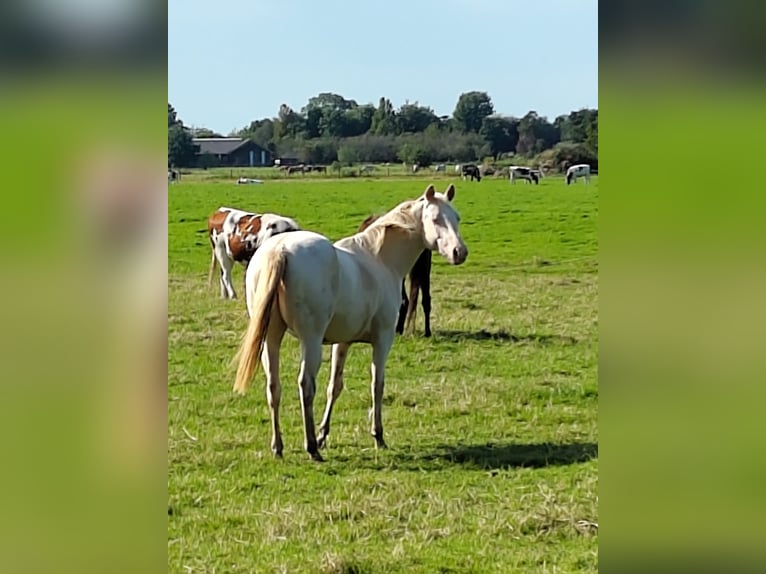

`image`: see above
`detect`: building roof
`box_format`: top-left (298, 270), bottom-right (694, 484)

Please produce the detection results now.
top-left (193, 137), bottom-right (260, 155)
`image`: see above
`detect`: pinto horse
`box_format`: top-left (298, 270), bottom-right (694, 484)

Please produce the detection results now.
top-left (566, 163), bottom-right (591, 184)
top-left (359, 215), bottom-right (433, 337)
top-left (233, 184), bottom-right (468, 460)
top-left (207, 207), bottom-right (299, 299)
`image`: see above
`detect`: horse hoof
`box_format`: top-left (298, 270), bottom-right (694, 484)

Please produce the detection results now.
top-left (272, 449), bottom-right (283, 458)
top-left (309, 451), bottom-right (324, 462)
top-left (317, 435), bottom-right (327, 450)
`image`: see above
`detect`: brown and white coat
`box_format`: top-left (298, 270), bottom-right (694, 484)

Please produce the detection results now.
top-left (208, 207), bottom-right (299, 299)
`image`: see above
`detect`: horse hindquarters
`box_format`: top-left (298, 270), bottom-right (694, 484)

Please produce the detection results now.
top-left (278, 238), bottom-right (339, 460)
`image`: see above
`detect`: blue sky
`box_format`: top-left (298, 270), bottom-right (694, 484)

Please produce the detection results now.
top-left (169, 0), bottom-right (598, 134)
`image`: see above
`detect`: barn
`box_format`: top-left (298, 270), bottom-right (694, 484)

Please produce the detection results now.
top-left (193, 137), bottom-right (272, 168)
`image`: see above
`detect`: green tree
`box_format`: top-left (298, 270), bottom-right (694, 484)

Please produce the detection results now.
top-left (555, 108), bottom-right (597, 144)
top-left (303, 92), bottom-right (356, 114)
top-left (344, 105), bottom-right (375, 137)
top-left (303, 93), bottom-right (357, 138)
top-left (584, 111), bottom-right (598, 153)
top-left (304, 107), bottom-right (322, 139)
top-left (337, 143), bottom-right (360, 166)
top-left (453, 91), bottom-right (494, 133)
top-left (238, 118), bottom-right (275, 149)
top-left (193, 127), bottom-right (222, 138)
top-left (516, 111), bottom-right (560, 157)
top-left (397, 142), bottom-right (431, 166)
top-left (168, 103), bottom-right (180, 127)
top-left (168, 124), bottom-right (197, 167)
top-left (397, 103), bottom-right (439, 134)
top-left (370, 97), bottom-right (395, 135)
top-left (275, 104), bottom-right (305, 139)
top-left (480, 115), bottom-right (519, 156)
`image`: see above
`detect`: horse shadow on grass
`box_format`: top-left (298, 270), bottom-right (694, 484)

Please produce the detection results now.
top-left (328, 441), bottom-right (597, 472)
top-left (432, 329), bottom-right (578, 346)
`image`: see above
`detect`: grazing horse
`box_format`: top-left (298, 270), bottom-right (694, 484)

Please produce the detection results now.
top-left (433, 163), bottom-right (446, 173)
top-left (566, 164), bottom-right (591, 185)
top-left (461, 164), bottom-right (481, 182)
top-left (207, 207), bottom-right (299, 299)
top-left (509, 166), bottom-right (540, 184)
top-left (233, 184), bottom-right (468, 460)
top-left (358, 216), bottom-right (434, 337)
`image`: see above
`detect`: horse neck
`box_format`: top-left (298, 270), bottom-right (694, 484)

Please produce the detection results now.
top-left (376, 227), bottom-right (427, 279)
top-left (375, 202), bottom-right (427, 277)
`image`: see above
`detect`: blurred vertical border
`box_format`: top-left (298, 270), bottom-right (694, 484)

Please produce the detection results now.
top-left (0, 1), bottom-right (167, 572)
top-left (601, 1), bottom-right (766, 572)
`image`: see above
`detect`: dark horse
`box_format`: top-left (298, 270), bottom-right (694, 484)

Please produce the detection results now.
top-left (359, 215), bottom-right (433, 336)
top-left (461, 164), bottom-right (481, 182)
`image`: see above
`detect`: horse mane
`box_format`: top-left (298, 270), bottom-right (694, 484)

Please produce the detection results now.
top-left (351, 199), bottom-right (422, 255)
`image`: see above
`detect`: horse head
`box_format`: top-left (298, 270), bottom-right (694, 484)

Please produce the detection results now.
top-left (419, 184), bottom-right (468, 265)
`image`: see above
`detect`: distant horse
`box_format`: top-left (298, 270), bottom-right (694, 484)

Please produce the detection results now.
top-left (233, 184), bottom-right (468, 460)
top-left (509, 166), bottom-right (540, 184)
top-left (168, 169), bottom-right (180, 183)
top-left (566, 164), bottom-right (591, 185)
top-left (462, 164), bottom-right (481, 181)
top-left (433, 163), bottom-right (446, 173)
top-left (358, 215), bottom-right (434, 337)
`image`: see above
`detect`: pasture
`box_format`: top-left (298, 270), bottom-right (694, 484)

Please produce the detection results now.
top-left (168, 174), bottom-right (598, 573)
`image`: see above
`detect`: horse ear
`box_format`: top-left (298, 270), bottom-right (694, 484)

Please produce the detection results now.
top-left (445, 184), bottom-right (455, 202)
top-left (424, 185), bottom-right (436, 202)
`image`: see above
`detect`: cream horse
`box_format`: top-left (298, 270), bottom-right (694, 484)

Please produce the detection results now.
top-left (233, 184), bottom-right (468, 461)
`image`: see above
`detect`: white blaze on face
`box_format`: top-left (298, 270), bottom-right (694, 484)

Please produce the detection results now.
top-left (421, 188), bottom-right (467, 265)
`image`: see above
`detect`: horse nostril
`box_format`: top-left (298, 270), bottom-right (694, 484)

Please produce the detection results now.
top-left (453, 247), bottom-right (459, 260)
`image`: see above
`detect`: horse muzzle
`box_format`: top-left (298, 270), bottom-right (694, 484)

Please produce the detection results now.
top-left (449, 244), bottom-right (468, 265)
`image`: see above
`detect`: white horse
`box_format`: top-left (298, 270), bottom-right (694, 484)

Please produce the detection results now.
top-left (566, 164), bottom-right (591, 185)
top-left (233, 184), bottom-right (468, 461)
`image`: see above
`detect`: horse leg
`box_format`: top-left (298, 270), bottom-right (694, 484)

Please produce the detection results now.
top-left (405, 276), bottom-right (420, 334)
top-left (395, 280), bottom-right (408, 335)
top-left (421, 254), bottom-right (432, 337)
top-left (261, 309), bottom-right (287, 457)
top-left (298, 339), bottom-right (323, 461)
top-left (219, 255), bottom-right (236, 299)
top-left (370, 331), bottom-right (395, 449)
top-left (317, 342), bottom-right (351, 449)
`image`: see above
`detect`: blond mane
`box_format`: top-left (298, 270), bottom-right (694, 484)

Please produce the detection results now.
top-left (350, 199), bottom-right (422, 255)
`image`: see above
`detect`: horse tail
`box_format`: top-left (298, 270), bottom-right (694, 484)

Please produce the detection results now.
top-left (233, 248), bottom-right (287, 394)
top-left (208, 249), bottom-right (217, 289)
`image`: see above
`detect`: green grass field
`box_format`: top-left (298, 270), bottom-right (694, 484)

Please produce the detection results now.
top-left (168, 174), bottom-right (598, 573)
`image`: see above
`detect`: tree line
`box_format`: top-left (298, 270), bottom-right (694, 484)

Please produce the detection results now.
top-left (168, 91), bottom-right (597, 171)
